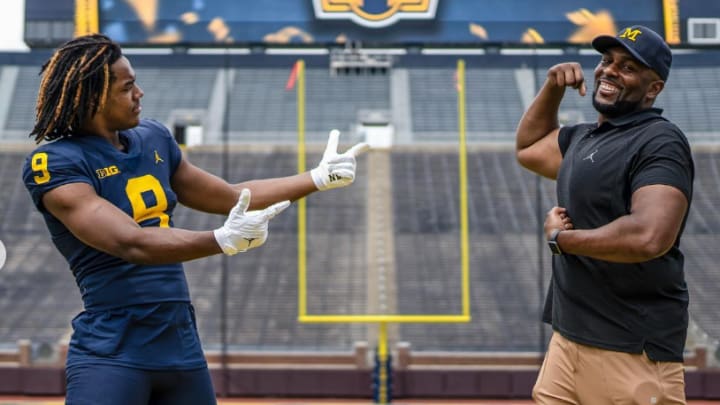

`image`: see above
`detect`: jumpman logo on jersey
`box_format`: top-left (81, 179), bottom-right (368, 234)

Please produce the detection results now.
top-left (154, 150), bottom-right (164, 164)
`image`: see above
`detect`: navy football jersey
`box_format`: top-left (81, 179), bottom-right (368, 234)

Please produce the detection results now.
top-left (22, 120), bottom-right (207, 370)
top-left (23, 119), bottom-right (189, 311)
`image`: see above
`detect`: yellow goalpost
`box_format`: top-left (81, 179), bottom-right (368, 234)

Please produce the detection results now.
top-left (292, 59), bottom-right (471, 403)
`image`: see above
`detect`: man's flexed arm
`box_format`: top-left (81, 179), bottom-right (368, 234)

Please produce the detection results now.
top-left (546, 185), bottom-right (688, 263)
top-left (516, 62), bottom-right (587, 179)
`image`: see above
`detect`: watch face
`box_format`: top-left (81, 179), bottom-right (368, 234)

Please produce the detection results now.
top-left (548, 241), bottom-right (562, 255)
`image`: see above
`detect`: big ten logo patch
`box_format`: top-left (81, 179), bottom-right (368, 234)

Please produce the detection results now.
top-left (96, 165), bottom-right (121, 179)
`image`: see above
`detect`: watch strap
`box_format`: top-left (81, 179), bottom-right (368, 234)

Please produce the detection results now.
top-left (548, 229), bottom-right (563, 255)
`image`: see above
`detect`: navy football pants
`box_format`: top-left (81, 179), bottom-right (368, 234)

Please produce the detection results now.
top-left (65, 364), bottom-right (216, 405)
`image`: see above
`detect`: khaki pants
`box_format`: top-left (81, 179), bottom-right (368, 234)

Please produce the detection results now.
top-left (533, 332), bottom-right (686, 404)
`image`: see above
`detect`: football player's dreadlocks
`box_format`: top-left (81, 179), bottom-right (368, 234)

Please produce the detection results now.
top-left (31, 34), bottom-right (122, 143)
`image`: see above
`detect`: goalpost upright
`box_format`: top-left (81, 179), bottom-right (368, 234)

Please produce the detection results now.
top-left (293, 59), bottom-right (472, 403)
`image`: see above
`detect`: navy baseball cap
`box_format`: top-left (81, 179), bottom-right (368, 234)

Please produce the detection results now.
top-left (591, 25), bottom-right (672, 81)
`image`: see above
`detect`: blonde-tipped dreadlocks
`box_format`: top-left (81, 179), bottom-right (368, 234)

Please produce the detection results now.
top-left (31, 34), bottom-right (122, 143)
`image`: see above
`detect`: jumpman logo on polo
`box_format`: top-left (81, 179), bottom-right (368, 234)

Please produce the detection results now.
top-left (583, 149), bottom-right (598, 163)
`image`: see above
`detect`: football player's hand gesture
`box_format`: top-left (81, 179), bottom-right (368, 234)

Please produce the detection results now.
top-left (214, 189), bottom-right (290, 255)
top-left (311, 129), bottom-right (370, 191)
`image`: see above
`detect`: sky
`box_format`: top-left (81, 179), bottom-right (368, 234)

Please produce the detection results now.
top-left (0, 0), bottom-right (28, 51)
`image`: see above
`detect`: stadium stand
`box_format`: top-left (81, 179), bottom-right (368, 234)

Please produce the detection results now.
top-left (4, 67), bottom-right (39, 140)
top-left (0, 151), bottom-right (82, 349)
top-left (1, 55), bottom-right (720, 397)
top-left (3, 145), bottom-right (719, 355)
top-left (394, 149), bottom-right (555, 352)
top-left (683, 149), bottom-right (720, 346)
top-left (410, 68), bottom-right (525, 141)
top-left (3, 63), bottom-right (720, 144)
top-left (1, 66), bottom-right (218, 142)
top-left (175, 149), bottom-right (370, 351)
top-left (662, 66), bottom-right (720, 137)
top-left (227, 68), bottom-right (390, 142)
top-left (135, 67), bottom-right (217, 124)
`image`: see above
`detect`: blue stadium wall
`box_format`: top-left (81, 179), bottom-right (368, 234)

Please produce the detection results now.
top-left (23, 0), bottom-right (720, 47)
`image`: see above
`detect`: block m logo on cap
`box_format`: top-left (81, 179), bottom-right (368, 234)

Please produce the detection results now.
top-left (619, 27), bottom-right (643, 42)
top-left (592, 25), bottom-right (672, 81)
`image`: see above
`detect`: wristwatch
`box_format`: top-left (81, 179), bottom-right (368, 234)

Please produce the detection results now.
top-left (548, 229), bottom-right (563, 255)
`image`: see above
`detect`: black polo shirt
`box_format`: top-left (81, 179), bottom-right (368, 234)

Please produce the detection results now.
top-left (543, 108), bottom-right (694, 362)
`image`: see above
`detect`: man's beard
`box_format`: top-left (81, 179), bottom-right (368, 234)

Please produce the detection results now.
top-left (592, 89), bottom-right (644, 118)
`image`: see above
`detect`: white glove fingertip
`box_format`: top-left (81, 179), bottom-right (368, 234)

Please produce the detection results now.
top-left (265, 200), bottom-right (291, 219)
top-left (232, 188), bottom-right (251, 216)
top-left (346, 142), bottom-right (370, 157)
top-left (323, 129), bottom-right (340, 159)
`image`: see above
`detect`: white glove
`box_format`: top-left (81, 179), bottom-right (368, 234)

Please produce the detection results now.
top-left (310, 129), bottom-right (370, 191)
top-left (214, 189), bottom-right (291, 255)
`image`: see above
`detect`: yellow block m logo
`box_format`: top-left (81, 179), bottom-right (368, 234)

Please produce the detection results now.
top-left (619, 28), bottom-right (642, 42)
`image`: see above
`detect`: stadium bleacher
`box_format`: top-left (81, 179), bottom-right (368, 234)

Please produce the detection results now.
top-left (410, 68), bottom-right (525, 141)
top-left (1, 57), bottom-right (720, 391)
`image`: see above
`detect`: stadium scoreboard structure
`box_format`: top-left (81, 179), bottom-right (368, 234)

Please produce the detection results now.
top-left (23, 0), bottom-right (720, 48)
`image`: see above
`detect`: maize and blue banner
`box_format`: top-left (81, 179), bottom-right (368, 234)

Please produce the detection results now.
top-left (24, 0), bottom-right (720, 47)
